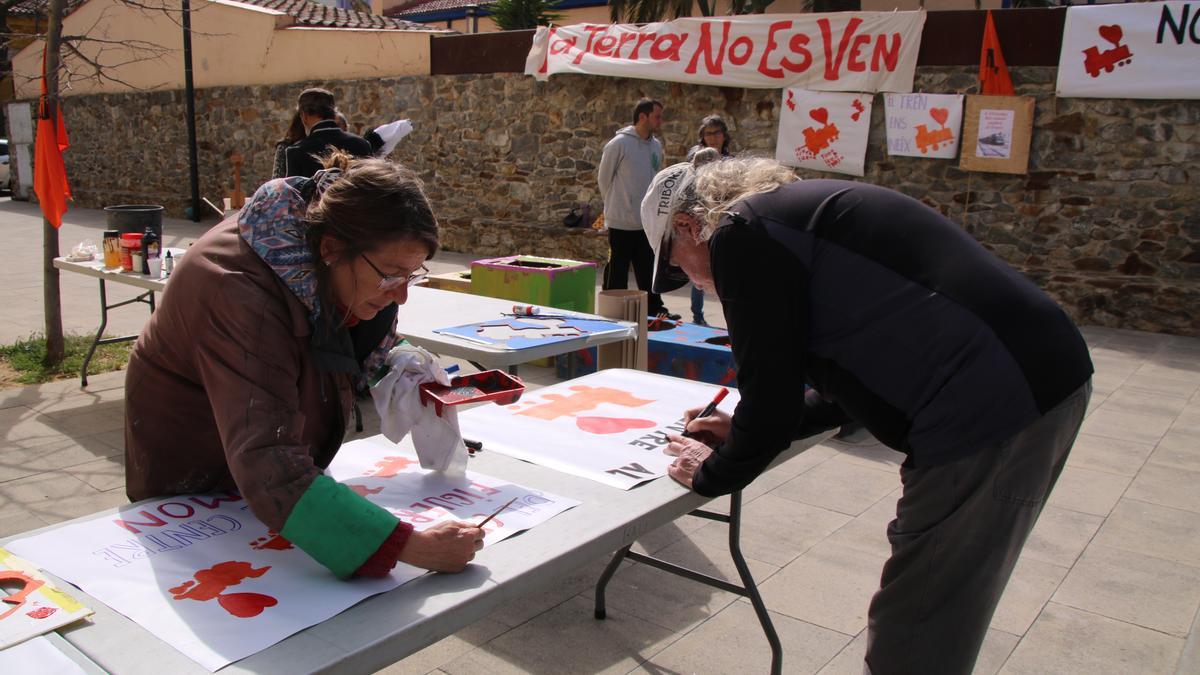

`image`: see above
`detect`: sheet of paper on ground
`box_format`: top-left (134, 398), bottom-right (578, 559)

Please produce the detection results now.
top-left (6, 449), bottom-right (578, 671)
top-left (459, 368), bottom-right (740, 489)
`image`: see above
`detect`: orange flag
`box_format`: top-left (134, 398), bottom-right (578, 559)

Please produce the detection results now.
top-left (979, 10), bottom-right (1015, 96)
top-left (34, 46), bottom-right (72, 228)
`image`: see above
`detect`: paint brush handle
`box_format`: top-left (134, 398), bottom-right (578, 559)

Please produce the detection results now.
top-left (681, 387), bottom-right (729, 439)
top-left (477, 496), bottom-right (518, 528)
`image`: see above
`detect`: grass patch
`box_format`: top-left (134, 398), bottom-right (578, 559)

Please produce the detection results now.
top-left (0, 333), bottom-right (133, 386)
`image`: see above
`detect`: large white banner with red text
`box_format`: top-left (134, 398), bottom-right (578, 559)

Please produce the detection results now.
top-left (1056, 1), bottom-right (1200, 99)
top-left (526, 13), bottom-right (926, 92)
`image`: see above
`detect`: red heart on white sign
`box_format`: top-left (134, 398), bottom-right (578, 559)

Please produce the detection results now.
top-left (1098, 24), bottom-right (1123, 45)
top-left (809, 108), bottom-right (828, 125)
top-left (930, 108), bottom-right (949, 127)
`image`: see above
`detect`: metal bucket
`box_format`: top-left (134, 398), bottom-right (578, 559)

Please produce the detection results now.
top-left (104, 204), bottom-right (163, 240)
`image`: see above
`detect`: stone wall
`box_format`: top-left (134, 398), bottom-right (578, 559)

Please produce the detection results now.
top-left (49, 67), bottom-right (1199, 335)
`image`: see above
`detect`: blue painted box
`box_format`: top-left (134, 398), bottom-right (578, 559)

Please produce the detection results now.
top-left (557, 320), bottom-right (738, 386)
top-left (646, 320), bottom-right (737, 386)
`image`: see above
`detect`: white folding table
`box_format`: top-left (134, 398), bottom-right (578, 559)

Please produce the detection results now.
top-left (396, 286), bottom-right (637, 374)
top-left (2, 372), bottom-right (825, 675)
top-left (53, 255), bottom-right (170, 386)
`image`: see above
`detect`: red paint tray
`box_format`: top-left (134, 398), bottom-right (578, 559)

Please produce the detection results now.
top-left (419, 370), bottom-right (525, 417)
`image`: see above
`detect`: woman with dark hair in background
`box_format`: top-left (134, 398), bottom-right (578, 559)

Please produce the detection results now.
top-left (683, 115), bottom-right (732, 326)
top-left (271, 112), bottom-right (306, 179)
top-left (125, 150), bottom-right (482, 580)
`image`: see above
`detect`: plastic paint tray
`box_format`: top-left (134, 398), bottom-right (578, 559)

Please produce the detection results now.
top-left (419, 370), bottom-right (525, 417)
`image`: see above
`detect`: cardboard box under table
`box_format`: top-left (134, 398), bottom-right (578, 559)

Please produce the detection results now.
top-left (421, 269), bottom-right (472, 293)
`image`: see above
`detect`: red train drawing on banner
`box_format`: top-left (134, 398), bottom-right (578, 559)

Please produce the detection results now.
top-left (1082, 24), bottom-right (1132, 78)
top-left (914, 124), bottom-right (955, 154)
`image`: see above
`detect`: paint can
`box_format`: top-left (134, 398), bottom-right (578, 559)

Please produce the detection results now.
top-left (512, 304), bottom-right (539, 316)
top-left (102, 230), bottom-right (121, 269)
top-left (119, 232), bottom-right (142, 272)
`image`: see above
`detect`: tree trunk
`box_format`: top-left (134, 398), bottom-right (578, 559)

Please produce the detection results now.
top-left (42, 0), bottom-right (65, 367)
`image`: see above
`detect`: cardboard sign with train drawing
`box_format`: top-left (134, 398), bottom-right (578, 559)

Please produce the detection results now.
top-left (776, 88), bottom-right (873, 177)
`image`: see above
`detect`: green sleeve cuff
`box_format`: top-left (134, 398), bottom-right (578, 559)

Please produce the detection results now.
top-left (280, 474), bottom-right (399, 579)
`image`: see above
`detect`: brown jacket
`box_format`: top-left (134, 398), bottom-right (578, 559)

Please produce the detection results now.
top-left (124, 217), bottom-right (354, 530)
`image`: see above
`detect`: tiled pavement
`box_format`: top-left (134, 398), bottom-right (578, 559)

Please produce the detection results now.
top-left (1, 199), bottom-right (1197, 673)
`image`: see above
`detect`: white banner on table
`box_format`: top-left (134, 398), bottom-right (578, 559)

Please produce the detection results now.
top-left (526, 13), bottom-right (926, 91)
top-left (1056, 2), bottom-right (1200, 99)
top-left (776, 89), bottom-right (873, 176)
top-left (326, 439), bottom-right (580, 537)
top-left (6, 456), bottom-right (577, 671)
top-left (460, 369), bottom-right (739, 490)
top-left (883, 92), bottom-right (963, 159)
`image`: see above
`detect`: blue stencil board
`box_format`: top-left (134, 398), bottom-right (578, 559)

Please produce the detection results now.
top-left (434, 317), bottom-right (625, 351)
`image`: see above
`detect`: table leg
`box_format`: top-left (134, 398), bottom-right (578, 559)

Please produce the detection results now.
top-left (79, 280), bottom-right (112, 387)
top-left (726, 491), bottom-right (784, 675)
top-left (592, 544), bottom-right (631, 620)
top-left (590, 491), bottom-right (783, 674)
top-left (79, 279), bottom-right (155, 387)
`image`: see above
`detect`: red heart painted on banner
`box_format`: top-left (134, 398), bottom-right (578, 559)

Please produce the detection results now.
top-left (930, 107), bottom-right (949, 127)
top-left (809, 108), bottom-right (829, 125)
top-left (217, 592), bottom-right (278, 618)
top-left (1098, 24), bottom-right (1123, 45)
top-left (576, 416), bottom-right (657, 435)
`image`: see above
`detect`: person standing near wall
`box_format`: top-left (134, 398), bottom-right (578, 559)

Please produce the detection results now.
top-left (285, 88), bottom-right (372, 179)
top-left (683, 115), bottom-right (733, 326)
top-left (597, 98), bottom-right (677, 320)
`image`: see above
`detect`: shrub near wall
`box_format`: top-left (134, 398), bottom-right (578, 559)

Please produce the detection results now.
top-left (54, 66), bottom-right (1198, 335)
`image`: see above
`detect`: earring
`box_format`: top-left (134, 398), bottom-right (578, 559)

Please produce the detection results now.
top-left (323, 259), bottom-right (332, 267)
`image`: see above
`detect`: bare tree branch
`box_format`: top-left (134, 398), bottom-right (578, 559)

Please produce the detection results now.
top-left (59, 30), bottom-right (170, 90)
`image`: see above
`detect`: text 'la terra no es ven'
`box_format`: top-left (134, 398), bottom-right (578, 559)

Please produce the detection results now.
top-left (539, 18), bottom-right (907, 81)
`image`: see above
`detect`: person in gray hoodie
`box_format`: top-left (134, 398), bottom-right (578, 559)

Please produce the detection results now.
top-left (597, 98), bottom-right (677, 319)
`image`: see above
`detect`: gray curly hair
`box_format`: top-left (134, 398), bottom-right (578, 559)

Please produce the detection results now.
top-left (687, 151), bottom-right (798, 240)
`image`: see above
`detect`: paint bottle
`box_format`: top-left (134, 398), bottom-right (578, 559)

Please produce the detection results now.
top-left (102, 230), bottom-right (121, 268)
top-left (141, 225), bottom-right (160, 276)
top-left (512, 304), bottom-right (539, 316)
top-left (119, 232), bottom-right (141, 272)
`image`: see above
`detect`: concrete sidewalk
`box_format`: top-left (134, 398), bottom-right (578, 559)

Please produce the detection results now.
top-left (1, 200), bottom-right (1198, 674)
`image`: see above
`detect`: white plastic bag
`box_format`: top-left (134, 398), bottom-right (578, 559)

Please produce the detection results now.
top-left (369, 344), bottom-right (467, 475)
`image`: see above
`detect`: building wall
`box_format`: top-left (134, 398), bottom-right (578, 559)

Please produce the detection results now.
top-left (415, 1), bottom-right (1004, 33)
top-left (11, 0), bottom-right (437, 98)
top-left (35, 67), bottom-right (1200, 335)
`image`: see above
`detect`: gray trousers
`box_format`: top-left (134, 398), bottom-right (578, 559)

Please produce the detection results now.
top-left (865, 380), bottom-right (1092, 675)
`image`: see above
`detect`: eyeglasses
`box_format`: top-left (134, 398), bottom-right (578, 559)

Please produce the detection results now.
top-left (359, 253), bottom-right (428, 292)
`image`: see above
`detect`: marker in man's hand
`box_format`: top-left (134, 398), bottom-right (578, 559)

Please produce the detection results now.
top-left (681, 387), bottom-right (729, 439)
